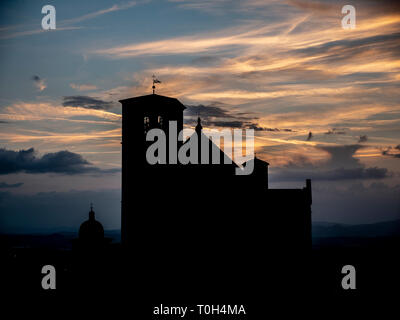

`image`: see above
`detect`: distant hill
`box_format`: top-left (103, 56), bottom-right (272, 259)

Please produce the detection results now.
top-left (0, 230), bottom-right (121, 250)
top-left (313, 219), bottom-right (400, 238)
top-left (2, 221), bottom-right (400, 250)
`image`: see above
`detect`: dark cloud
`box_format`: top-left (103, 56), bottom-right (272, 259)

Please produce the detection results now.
top-left (205, 121), bottom-right (295, 131)
top-left (318, 144), bottom-right (362, 167)
top-left (186, 118), bottom-right (253, 129)
top-left (31, 75), bottom-right (46, 91)
top-left (325, 128), bottom-right (346, 135)
top-left (0, 148), bottom-right (116, 175)
top-left (185, 103), bottom-right (255, 129)
top-left (185, 104), bottom-right (234, 118)
top-left (306, 131), bottom-right (313, 141)
top-left (0, 182), bottom-right (23, 188)
top-left (207, 120), bottom-right (248, 128)
top-left (271, 166), bottom-right (389, 181)
top-left (382, 145), bottom-right (400, 158)
top-left (189, 118), bottom-right (295, 132)
top-left (358, 135), bottom-right (368, 143)
top-left (245, 123), bottom-right (270, 131)
top-left (270, 144), bottom-right (391, 182)
top-left (63, 96), bottom-right (114, 110)
top-left (246, 124), bottom-right (295, 132)
top-left (185, 103), bottom-right (288, 131)
top-left (185, 103), bottom-right (296, 131)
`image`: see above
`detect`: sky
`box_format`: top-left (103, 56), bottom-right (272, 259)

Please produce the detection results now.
top-left (0, 0), bottom-right (400, 232)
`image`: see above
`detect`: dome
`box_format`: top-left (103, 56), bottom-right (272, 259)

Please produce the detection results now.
top-left (79, 204), bottom-right (104, 244)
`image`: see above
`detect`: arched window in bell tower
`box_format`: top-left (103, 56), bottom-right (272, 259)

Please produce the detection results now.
top-left (158, 115), bottom-right (163, 128)
top-left (144, 116), bottom-right (150, 133)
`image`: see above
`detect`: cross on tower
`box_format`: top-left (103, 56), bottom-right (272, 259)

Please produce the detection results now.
top-left (152, 75), bottom-right (161, 94)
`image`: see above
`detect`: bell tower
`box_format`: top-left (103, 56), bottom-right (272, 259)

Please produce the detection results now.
top-left (119, 93), bottom-right (186, 246)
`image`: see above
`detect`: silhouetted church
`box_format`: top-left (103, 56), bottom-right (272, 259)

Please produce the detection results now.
top-left (119, 92), bottom-right (312, 285)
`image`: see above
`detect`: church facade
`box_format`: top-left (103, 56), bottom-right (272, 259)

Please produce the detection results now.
top-left (119, 93), bottom-right (312, 287)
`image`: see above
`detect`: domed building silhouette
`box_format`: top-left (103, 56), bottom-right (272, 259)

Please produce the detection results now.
top-left (77, 204), bottom-right (105, 248)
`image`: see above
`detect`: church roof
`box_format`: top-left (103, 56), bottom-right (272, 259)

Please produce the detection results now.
top-left (254, 156), bottom-right (269, 166)
top-left (184, 118), bottom-right (239, 168)
top-left (119, 94), bottom-right (186, 111)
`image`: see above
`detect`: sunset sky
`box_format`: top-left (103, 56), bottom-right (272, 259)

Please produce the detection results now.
top-left (1, 0), bottom-right (399, 232)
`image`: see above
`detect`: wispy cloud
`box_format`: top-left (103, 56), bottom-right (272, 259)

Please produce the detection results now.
top-left (0, 1), bottom-right (138, 40)
top-left (0, 101), bottom-right (122, 163)
top-left (325, 128), bottom-right (346, 135)
top-left (61, 1), bottom-right (138, 25)
top-left (95, 1), bottom-right (400, 169)
top-left (70, 83), bottom-right (98, 91)
top-left (0, 101), bottom-right (121, 122)
top-left (62, 96), bottom-right (114, 110)
top-left (93, 9), bottom-right (400, 58)
top-left (0, 26), bottom-right (82, 40)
